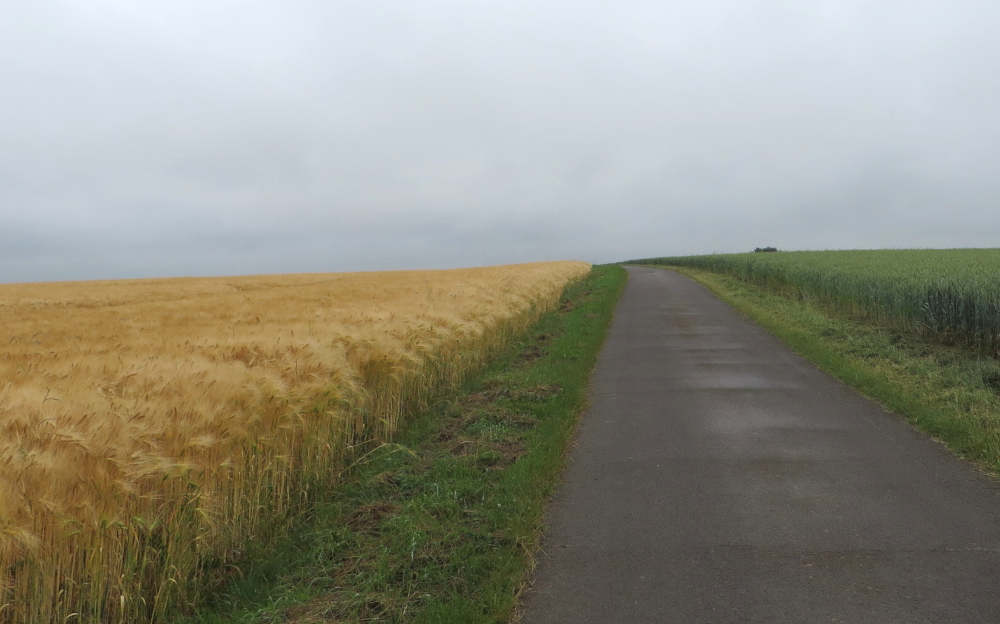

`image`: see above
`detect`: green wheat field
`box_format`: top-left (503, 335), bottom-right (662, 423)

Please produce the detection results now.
top-left (628, 249), bottom-right (1000, 354)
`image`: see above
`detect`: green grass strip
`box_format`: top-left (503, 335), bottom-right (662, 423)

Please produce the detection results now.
top-left (663, 266), bottom-right (1000, 477)
top-left (180, 264), bottom-right (627, 624)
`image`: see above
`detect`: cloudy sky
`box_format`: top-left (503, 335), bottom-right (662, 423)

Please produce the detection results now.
top-left (2, 1), bottom-right (1000, 282)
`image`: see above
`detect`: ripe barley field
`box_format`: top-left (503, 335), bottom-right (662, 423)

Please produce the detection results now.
top-left (628, 249), bottom-right (1000, 354)
top-left (0, 261), bottom-right (589, 623)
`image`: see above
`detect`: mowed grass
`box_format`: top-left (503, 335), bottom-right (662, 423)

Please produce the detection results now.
top-left (181, 265), bottom-right (627, 624)
top-left (0, 262), bottom-right (590, 623)
top-left (629, 249), bottom-right (1000, 354)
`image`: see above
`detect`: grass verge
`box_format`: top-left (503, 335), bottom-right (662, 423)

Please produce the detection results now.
top-left (662, 266), bottom-right (1000, 477)
top-left (179, 264), bottom-right (627, 624)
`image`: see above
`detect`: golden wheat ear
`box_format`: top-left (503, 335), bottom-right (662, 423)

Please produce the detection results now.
top-left (0, 261), bottom-right (590, 623)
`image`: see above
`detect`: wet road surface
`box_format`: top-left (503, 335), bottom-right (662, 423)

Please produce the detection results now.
top-left (520, 266), bottom-right (1000, 623)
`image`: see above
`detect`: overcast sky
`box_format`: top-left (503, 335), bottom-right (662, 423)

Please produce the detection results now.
top-left (2, 1), bottom-right (1000, 282)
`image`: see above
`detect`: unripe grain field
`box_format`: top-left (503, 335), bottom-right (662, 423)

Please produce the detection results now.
top-left (0, 261), bottom-right (590, 623)
top-left (628, 249), bottom-right (1000, 355)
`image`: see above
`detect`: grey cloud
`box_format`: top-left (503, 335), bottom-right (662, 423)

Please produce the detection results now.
top-left (3, 0), bottom-right (1000, 282)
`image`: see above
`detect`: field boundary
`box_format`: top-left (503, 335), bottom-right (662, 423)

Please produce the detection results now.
top-left (183, 265), bottom-right (627, 623)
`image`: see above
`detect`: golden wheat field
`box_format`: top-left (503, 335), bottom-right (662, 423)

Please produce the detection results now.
top-left (0, 260), bottom-right (590, 623)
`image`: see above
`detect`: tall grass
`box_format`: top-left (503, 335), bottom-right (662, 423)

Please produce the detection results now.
top-left (627, 249), bottom-right (1000, 354)
top-left (0, 261), bottom-right (590, 623)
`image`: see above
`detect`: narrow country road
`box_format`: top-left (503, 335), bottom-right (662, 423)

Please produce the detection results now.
top-left (520, 266), bottom-right (1000, 623)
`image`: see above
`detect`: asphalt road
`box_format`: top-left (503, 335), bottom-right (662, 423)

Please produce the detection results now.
top-left (520, 266), bottom-right (1000, 624)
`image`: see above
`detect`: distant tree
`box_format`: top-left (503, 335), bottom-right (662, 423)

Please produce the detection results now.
top-left (753, 247), bottom-right (779, 253)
